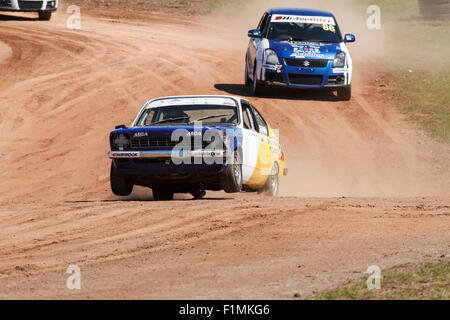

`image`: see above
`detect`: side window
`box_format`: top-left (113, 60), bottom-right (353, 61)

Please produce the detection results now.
top-left (257, 12), bottom-right (268, 32)
top-left (241, 101), bottom-right (256, 131)
top-left (250, 106), bottom-right (268, 136)
top-left (261, 14), bottom-right (271, 36)
top-left (244, 109), bottom-right (255, 130)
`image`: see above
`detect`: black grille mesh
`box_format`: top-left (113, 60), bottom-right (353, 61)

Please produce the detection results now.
top-left (285, 58), bottom-right (328, 68)
top-left (18, 1), bottom-right (43, 9)
top-left (288, 74), bottom-right (323, 85)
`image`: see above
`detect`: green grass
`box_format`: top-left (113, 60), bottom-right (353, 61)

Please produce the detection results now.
top-left (387, 71), bottom-right (450, 142)
top-left (354, 0), bottom-right (450, 142)
top-left (308, 261), bottom-right (450, 300)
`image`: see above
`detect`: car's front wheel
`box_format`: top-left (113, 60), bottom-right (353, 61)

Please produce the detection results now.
top-left (337, 85), bottom-right (351, 101)
top-left (38, 11), bottom-right (52, 21)
top-left (152, 189), bottom-right (174, 201)
top-left (110, 162), bottom-right (133, 196)
top-left (244, 57), bottom-right (251, 87)
top-left (221, 151), bottom-right (243, 193)
top-left (252, 64), bottom-right (262, 96)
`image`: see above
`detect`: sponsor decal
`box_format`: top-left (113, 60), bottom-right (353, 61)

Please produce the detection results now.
top-left (290, 52), bottom-right (325, 59)
top-left (271, 15), bottom-right (336, 26)
top-left (111, 151), bottom-right (140, 158)
top-left (293, 46), bottom-right (321, 54)
top-left (185, 131), bottom-right (202, 137)
top-left (290, 41), bottom-right (325, 46)
top-left (332, 68), bottom-right (348, 73)
top-left (192, 149), bottom-right (224, 158)
top-left (133, 132), bottom-right (148, 138)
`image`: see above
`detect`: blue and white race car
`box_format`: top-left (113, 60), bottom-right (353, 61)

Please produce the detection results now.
top-left (108, 95), bottom-right (287, 200)
top-left (0, 0), bottom-right (58, 20)
top-left (245, 7), bottom-right (356, 100)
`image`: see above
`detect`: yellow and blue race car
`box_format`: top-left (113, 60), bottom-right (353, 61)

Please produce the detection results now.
top-left (108, 95), bottom-right (287, 200)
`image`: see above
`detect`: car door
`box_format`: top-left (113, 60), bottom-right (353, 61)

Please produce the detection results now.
top-left (249, 103), bottom-right (272, 187)
top-left (247, 12), bottom-right (269, 76)
top-left (240, 100), bottom-right (260, 184)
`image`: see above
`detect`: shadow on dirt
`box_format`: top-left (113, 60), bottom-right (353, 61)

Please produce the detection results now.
top-left (0, 13), bottom-right (37, 21)
top-left (65, 197), bottom-right (233, 203)
top-left (214, 83), bottom-right (340, 101)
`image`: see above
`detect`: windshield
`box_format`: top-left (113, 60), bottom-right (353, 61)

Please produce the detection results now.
top-left (267, 15), bottom-right (342, 42)
top-left (136, 105), bottom-right (239, 126)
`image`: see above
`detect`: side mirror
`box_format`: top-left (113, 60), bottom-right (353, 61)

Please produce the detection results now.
top-left (344, 34), bottom-right (356, 43)
top-left (248, 29), bottom-right (261, 38)
top-left (115, 124), bottom-right (127, 129)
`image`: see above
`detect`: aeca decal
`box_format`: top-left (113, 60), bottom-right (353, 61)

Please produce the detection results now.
top-left (133, 132), bottom-right (148, 138)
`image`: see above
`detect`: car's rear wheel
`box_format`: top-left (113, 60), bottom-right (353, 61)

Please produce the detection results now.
top-left (152, 189), bottom-right (174, 201)
top-left (190, 189), bottom-right (206, 199)
top-left (221, 151), bottom-right (243, 193)
top-left (262, 162), bottom-right (279, 197)
top-left (110, 162), bottom-right (133, 196)
top-left (38, 11), bottom-right (52, 21)
top-left (337, 85), bottom-right (351, 101)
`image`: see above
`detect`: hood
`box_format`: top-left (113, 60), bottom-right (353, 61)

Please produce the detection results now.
top-left (269, 40), bottom-right (341, 60)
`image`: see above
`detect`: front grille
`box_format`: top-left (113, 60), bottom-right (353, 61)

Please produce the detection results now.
top-left (131, 138), bottom-right (213, 150)
top-left (285, 58), bottom-right (328, 68)
top-left (18, 1), bottom-right (43, 10)
top-left (131, 138), bottom-right (178, 148)
top-left (289, 74), bottom-right (323, 85)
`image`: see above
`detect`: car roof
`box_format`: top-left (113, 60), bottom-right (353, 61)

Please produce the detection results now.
top-left (267, 7), bottom-right (334, 17)
top-left (144, 95), bottom-right (243, 108)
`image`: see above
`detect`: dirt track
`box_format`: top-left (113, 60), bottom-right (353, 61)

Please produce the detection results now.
top-left (0, 8), bottom-right (449, 299)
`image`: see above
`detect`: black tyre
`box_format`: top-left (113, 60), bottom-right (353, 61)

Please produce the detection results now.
top-left (190, 189), bottom-right (206, 199)
top-left (152, 189), bottom-right (174, 201)
top-left (110, 162), bottom-right (133, 196)
top-left (38, 11), bottom-right (52, 21)
top-left (337, 85), bottom-right (351, 101)
top-left (262, 163), bottom-right (279, 197)
top-left (244, 59), bottom-right (251, 87)
top-left (251, 64), bottom-right (262, 96)
top-left (221, 151), bottom-right (243, 193)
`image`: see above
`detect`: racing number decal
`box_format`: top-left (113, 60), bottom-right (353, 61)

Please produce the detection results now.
top-left (323, 24), bottom-right (336, 32)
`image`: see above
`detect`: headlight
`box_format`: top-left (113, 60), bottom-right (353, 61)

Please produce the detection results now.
top-left (113, 133), bottom-right (130, 149)
top-left (332, 52), bottom-right (346, 67)
top-left (264, 49), bottom-right (280, 65)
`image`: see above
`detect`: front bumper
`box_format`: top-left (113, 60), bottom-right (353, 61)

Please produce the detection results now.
top-left (261, 61), bottom-right (349, 89)
top-left (109, 149), bottom-right (228, 175)
top-left (109, 149), bottom-right (227, 160)
top-left (0, 0), bottom-right (58, 12)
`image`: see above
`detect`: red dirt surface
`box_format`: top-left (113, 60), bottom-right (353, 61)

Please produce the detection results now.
top-left (0, 5), bottom-right (448, 299)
